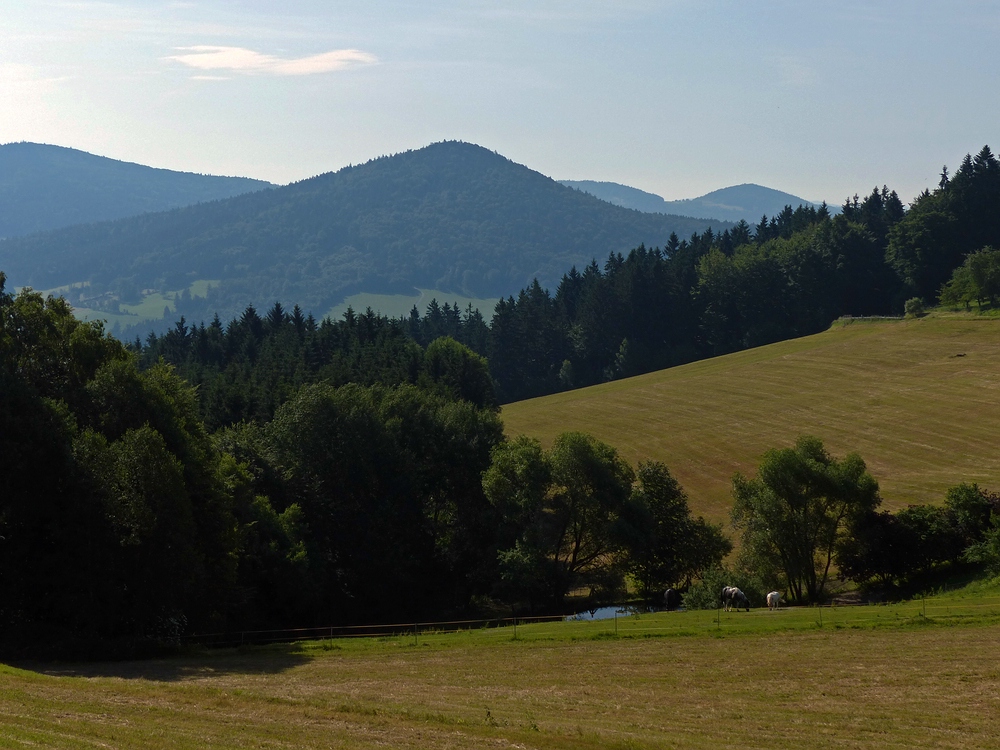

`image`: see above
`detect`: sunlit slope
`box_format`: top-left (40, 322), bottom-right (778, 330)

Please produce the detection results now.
top-left (502, 317), bottom-right (1000, 523)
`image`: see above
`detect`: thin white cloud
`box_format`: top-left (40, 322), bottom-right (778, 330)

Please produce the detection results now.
top-left (0, 63), bottom-right (73, 87)
top-left (166, 46), bottom-right (377, 76)
top-left (775, 56), bottom-right (819, 89)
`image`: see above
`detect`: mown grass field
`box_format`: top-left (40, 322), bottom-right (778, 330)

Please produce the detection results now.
top-left (3, 580), bottom-right (1000, 749)
top-left (502, 316), bottom-right (1000, 523)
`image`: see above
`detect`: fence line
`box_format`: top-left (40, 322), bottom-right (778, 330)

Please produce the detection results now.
top-left (179, 598), bottom-right (1000, 649)
top-left (181, 613), bottom-right (567, 648)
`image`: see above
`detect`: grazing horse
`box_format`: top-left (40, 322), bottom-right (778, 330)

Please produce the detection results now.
top-left (664, 588), bottom-right (680, 611)
top-left (722, 586), bottom-right (750, 612)
top-left (767, 591), bottom-right (782, 610)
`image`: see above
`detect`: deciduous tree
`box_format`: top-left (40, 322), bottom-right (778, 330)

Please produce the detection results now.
top-left (731, 436), bottom-right (880, 602)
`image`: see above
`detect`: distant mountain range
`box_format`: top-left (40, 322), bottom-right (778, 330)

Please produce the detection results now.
top-left (560, 180), bottom-right (826, 224)
top-left (0, 141), bottom-right (729, 327)
top-left (0, 142), bottom-right (273, 238)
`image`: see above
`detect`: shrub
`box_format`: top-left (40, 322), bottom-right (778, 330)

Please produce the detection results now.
top-left (904, 297), bottom-right (925, 317)
top-left (683, 567), bottom-right (770, 610)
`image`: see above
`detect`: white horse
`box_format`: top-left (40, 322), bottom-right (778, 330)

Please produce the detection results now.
top-left (722, 586), bottom-right (750, 612)
top-left (767, 591), bottom-right (782, 610)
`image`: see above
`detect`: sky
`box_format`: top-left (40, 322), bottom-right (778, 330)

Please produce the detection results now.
top-left (1, 1), bottom-right (998, 205)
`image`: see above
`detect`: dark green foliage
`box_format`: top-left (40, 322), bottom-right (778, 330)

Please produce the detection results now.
top-left (421, 336), bottom-right (497, 409)
top-left (836, 511), bottom-right (912, 586)
top-left (485, 435), bottom-right (630, 608)
top-left (489, 280), bottom-right (571, 402)
top-left (487, 205), bottom-right (899, 400)
top-left (483, 436), bottom-right (724, 611)
top-left (625, 462), bottom-right (731, 600)
top-left (0, 142), bottom-right (270, 238)
top-left (939, 246), bottom-right (1000, 309)
top-left (139, 303), bottom-right (493, 428)
top-left (963, 520), bottom-right (1000, 573)
top-left (683, 566), bottom-right (770, 611)
top-left (731, 436), bottom-right (881, 602)
top-left (485, 433), bottom-right (637, 609)
top-left (888, 146), bottom-right (1000, 301)
top-left (837, 483), bottom-right (1000, 588)
top-left (232, 382), bottom-right (505, 624)
top-left (0, 275), bottom-right (239, 648)
top-left (1, 273), bottom-right (514, 647)
top-left (904, 297), bottom-right (925, 316)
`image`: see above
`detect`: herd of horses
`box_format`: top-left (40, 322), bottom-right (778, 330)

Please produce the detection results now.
top-left (661, 587), bottom-right (784, 612)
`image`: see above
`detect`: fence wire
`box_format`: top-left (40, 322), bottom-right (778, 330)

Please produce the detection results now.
top-left (180, 596), bottom-right (1000, 649)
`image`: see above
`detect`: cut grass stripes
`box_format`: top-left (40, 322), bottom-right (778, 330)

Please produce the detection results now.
top-left (502, 316), bottom-right (1000, 523)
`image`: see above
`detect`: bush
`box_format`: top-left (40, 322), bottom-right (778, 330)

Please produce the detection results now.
top-left (683, 567), bottom-right (770, 610)
top-left (964, 519), bottom-right (1000, 573)
top-left (904, 297), bottom-right (925, 317)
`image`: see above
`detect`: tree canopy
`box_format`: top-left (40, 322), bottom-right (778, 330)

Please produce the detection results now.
top-left (731, 436), bottom-right (881, 602)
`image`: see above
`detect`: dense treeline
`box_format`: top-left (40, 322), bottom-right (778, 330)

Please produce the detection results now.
top-left (0, 274), bottom-right (725, 656)
top-left (136, 302), bottom-right (495, 429)
top-left (688, 437), bottom-right (1000, 607)
top-left (469, 146), bottom-right (1000, 402)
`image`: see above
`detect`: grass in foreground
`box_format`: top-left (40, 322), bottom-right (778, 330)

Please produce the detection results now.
top-left (502, 315), bottom-right (1000, 522)
top-left (3, 581), bottom-right (1000, 749)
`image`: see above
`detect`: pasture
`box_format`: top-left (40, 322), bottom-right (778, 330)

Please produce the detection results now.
top-left (31, 278), bottom-right (221, 330)
top-left (325, 288), bottom-right (500, 321)
top-left (3, 581), bottom-right (1000, 749)
top-left (502, 315), bottom-right (1000, 523)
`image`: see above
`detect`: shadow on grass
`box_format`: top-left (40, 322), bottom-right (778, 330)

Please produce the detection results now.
top-left (16, 642), bottom-right (315, 682)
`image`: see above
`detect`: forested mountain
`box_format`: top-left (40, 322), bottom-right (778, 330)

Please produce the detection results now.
top-left (0, 142), bottom-right (272, 238)
top-left (559, 180), bottom-right (675, 213)
top-left (561, 180), bottom-right (820, 223)
top-left (436, 147), bottom-right (998, 402)
top-left (0, 141), bottom-right (728, 325)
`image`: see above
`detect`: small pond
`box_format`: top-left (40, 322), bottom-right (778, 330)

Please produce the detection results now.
top-left (565, 604), bottom-right (682, 621)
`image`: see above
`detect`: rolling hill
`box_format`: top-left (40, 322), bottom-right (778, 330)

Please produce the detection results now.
top-left (0, 142), bottom-right (272, 238)
top-left (560, 179), bottom-right (823, 223)
top-left (501, 315), bottom-right (1000, 524)
top-left (0, 141), bottom-right (728, 327)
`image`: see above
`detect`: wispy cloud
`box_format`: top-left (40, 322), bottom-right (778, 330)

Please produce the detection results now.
top-left (0, 62), bottom-right (72, 87)
top-left (775, 56), bottom-right (819, 88)
top-left (166, 46), bottom-right (377, 76)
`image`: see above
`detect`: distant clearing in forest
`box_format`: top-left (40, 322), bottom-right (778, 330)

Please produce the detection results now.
top-left (326, 288), bottom-right (500, 321)
top-left (503, 315), bottom-right (1000, 523)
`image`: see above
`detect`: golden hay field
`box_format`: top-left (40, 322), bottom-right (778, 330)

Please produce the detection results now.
top-left (502, 316), bottom-right (1000, 523)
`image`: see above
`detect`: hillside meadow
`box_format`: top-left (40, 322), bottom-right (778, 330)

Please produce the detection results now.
top-left (3, 581), bottom-right (1000, 749)
top-left (502, 315), bottom-right (1000, 523)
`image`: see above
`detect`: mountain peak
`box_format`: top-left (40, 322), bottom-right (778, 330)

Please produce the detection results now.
top-left (0, 142), bottom-right (272, 238)
top-left (0, 142), bottom-right (730, 329)
top-left (560, 179), bottom-right (822, 223)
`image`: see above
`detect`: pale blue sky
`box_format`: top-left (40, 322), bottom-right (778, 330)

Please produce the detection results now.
top-left (1, 1), bottom-right (997, 204)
